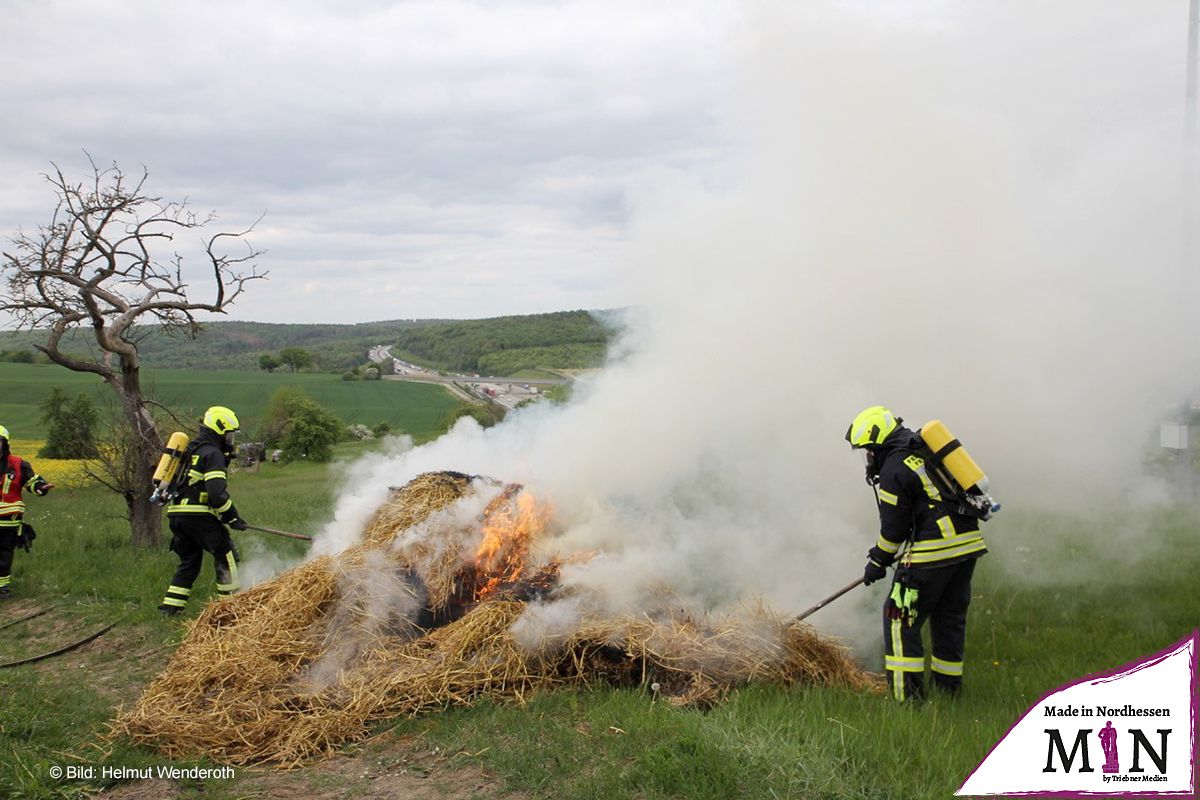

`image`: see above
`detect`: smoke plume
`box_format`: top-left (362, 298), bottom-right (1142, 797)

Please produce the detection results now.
top-left (315, 1), bottom-right (1198, 645)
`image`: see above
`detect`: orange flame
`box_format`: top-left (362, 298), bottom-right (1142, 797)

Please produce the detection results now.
top-left (472, 490), bottom-right (555, 602)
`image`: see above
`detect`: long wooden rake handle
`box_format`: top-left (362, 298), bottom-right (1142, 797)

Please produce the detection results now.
top-left (246, 523), bottom-right (313, 542)
top-left (794, 577), bottom-right (866, 622)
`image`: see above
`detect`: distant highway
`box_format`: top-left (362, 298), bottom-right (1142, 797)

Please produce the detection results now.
top-left (368, 344), bottom-right (570, 386)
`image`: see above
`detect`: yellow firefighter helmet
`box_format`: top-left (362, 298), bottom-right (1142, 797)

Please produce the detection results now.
top-left (845, 406), bottom-right (901, 448)
top-left (202, 406), bottom-right (240, 435)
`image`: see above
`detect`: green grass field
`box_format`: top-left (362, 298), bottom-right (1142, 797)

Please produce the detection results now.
top-left (0, 362), bottom-right (462, 442)
top-left (0, 452), bottom-right (1197, 799)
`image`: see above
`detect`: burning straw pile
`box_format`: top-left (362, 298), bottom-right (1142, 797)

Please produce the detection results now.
top-left (113, 472), bottom-right (878, 767)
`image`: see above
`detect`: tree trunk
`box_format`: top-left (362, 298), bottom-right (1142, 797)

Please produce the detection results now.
top-left (127, 484), bottom-right (163, 554)
top-left (113, 363), bottom-right (165, 548)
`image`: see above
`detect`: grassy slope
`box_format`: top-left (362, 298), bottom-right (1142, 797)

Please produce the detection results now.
top-left (0, 362), bottom-right (461, 441)
top-left (0, 445), bottom-right (348, 800)
top-left (0, 456), bottom-right (1197, 799)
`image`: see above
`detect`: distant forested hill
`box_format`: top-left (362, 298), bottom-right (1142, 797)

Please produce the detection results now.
top-left (392, 310), bottom-right (616, 374)
top-left (0, 310), bottom-right (620, 375)
top-left (0, 320), bottom-right (427, 371)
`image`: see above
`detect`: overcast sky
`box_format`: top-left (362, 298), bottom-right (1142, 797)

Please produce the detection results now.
top-left (0, 0), bottom-right (745, 323)
top-left (4, 2), bottom-right (1189, 328)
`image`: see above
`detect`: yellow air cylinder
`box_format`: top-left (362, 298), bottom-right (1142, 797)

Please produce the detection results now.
top-left (153, 431), bottom-right (191, 486)
top-left (919, 420), bottom-right (988, 493)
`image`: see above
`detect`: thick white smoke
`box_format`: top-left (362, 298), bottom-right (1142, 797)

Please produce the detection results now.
top-left (313, 1), bottom-right (1198, 645)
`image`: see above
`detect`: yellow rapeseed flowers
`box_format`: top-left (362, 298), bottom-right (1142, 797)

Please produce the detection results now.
top-left (8, 439), bottom-right (97, 489)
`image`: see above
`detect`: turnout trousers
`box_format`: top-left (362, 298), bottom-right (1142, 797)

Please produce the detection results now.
top-left (0, 518), bottom-right (18, 592)
top-left (159, 515), bottom-right (240, 610)
top-left (882, 557), bottom-right (977, 702)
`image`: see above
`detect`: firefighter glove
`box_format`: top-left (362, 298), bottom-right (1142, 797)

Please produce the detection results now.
top-left (34, 482), bottom-right (54, 496)
top-left (863, 558), bottom-right (887, 586)
top-left (17, 523), bottom-right (36, 553)
top-left (228, 517), bottom-right (248, 531)
top-left (887, 580), bottom-right (920, 626)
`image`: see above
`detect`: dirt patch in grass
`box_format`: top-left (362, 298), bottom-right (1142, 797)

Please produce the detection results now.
top-left (2, 605), bottom-right (104, 663)
top-left (0, 597), bottom-right (45, 620)
top-left (2, 604), bottom-right (174, 707)
top-left (93, 778), bottom-right (180, 800)
top-left (74, 633), bottom-right (176, 706)
top-left (97, 740), bottom-right (524, 800)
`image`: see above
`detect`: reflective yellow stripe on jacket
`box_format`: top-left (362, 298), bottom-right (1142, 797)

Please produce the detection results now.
top-left (902, 454), bottom-right (943, 501)
top-left (169, 468), bottom-right (215, 515)
top-left (905, 532), bottom-right (987, 564)
top-left (167, 501), bottom-right (220, 516)
top-left (874, 534), bottom-right (900, 555)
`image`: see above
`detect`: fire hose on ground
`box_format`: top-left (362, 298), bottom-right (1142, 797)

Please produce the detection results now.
top-left (0, 621), bottom-right (117, 669)
top-left (0, 605), bottom-right (55, 630)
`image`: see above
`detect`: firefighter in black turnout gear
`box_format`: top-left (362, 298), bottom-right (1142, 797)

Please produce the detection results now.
top-left (846, 406), bottom-right (987, 702)
top-left (158, 406), bottom-right (248, 615)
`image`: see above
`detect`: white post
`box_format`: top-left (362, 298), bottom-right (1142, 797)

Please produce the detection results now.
top-left (1179, 1), bottom-right (1198, 503)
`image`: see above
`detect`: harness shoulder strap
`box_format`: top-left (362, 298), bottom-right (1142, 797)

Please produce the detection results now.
top-left (167, 439), bottom-right (205, 495)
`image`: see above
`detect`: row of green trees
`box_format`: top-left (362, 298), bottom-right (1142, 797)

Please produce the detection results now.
top-left (35, 385), bottom-right (349, 464)
top-left (0, 320), bottom-right (411, 372)
top-left (259, 347), bottom-right (315, 373)
top-left (258, 387), bottom-right (342, 461)
top-left (393, 310), bottom-right (611, 374)
top-left (341, 364), bottom-right (381, 381)
top-left (475, 342), bottom-right (606, 375)
top-left (35, 381), bottom-right (505, 469)
top-left (0, 348), bottom-right (40, 364)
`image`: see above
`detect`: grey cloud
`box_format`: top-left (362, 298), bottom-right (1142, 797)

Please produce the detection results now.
top-left (1, 0), bottom-right (739, 321)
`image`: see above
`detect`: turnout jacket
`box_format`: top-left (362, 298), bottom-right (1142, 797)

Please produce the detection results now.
top-left (0, 455), bottom-right (49, 523)
top-left (867, 429), bottom-right (987, 569)
top-left (166, 429), bottom-right (240, 522)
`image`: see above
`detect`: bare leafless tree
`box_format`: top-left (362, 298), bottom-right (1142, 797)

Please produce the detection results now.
top-left (1, 158), bottom-right (267, 546)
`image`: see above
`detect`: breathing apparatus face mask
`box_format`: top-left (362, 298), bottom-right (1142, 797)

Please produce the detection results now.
top-left (860, 447), bottom-right (882, 486)
top-left (223, 430), bottom-right (237, 455)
